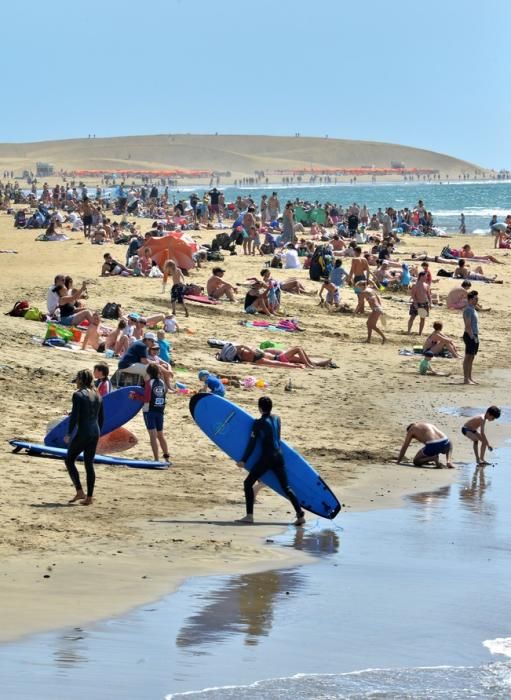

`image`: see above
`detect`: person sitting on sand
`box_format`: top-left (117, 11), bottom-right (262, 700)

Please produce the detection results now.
top-left (446, 280), bottom-right (489, 311)
top-left (422, 321), bottom-right (460, 358)
top-left (397, 421), bottom-right (454, 469)
top-left (280, 243), bottom-right (301, 269)
top-left (232, 344), bottom-right (337, 369)
top-left (454, 259), bottom-right (503, 284)
top-left (55, 283), bottom-right (94, 326)
top-left (206, 267), bottom-right (238, 301)
top-left (198, 369), bottom-right (225, 397)
top-left (461, 405), bottom-right (501, 465)
top-left (244, 280), bottom-right (275, 315)
top-left (47, 273), bottom-right (66, 315)
top-left (355, 281), bottom-right (386, 344)
top-left (101, 252), bottom-right (131, 277)
top-left (418, 351), bottom-right (450, 377)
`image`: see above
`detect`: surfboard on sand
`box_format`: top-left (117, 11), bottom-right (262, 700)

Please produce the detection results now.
top-left (44, 387), bottom-right (143, 448)
top-left (10, 440), bottom-right (169, 469)
top-left (189, 393), bottom-right (340, 519)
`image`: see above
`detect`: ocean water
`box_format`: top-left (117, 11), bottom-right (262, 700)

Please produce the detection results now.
top-left (188, 180), bottom-right (511, 234)
top-left (1, 440), bottom-right (511, 700)
top-left (47, 180), bottom-right (511, 233)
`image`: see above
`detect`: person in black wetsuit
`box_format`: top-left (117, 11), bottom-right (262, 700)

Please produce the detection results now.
top-left (64, 369), bottom-right (104, 505)
top-left (236, 396), bottom-right (305, 526)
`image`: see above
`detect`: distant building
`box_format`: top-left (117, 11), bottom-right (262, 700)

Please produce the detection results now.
top-left (36, 162), bottom-right (54, 177)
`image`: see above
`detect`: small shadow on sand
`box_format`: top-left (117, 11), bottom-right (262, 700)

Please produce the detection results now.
top-left (31, 502), bottom-right (76, 508)
top-left (150, 519), bottom-right (291, 527)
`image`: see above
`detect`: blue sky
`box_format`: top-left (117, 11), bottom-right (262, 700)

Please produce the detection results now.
top-left (2, 0), bottom-right (509, 168)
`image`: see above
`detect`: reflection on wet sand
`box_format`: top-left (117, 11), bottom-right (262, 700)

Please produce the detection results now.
top-left (53, 629), bottom-right (89, 670)
top-left (406, 485), bottom-right (452, 522)
top-left (176, 528), bottom-right (340, 651)
top-left (459, 465), bottom-right (494, 518)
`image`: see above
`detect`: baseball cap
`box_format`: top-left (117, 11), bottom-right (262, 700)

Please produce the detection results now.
top-left (144, 332), bottom-right (157, 341)
top-left (198, 370), bottom-right (210, 380)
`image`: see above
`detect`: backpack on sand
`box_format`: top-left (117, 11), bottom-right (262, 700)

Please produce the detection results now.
top-left (101, 302), bottom-right (122, 319)
top-left (5, 300), bottom-right (30, 317)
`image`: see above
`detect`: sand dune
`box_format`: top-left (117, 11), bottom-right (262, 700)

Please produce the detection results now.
top-left (0, 134), bottom-right (482, 177)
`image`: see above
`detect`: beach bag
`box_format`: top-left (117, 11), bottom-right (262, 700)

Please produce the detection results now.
top-left (183, 283), bottom-right (204, 296)
top-left (24, 307), bottom-right (46, 321)
top-left (217, 342), bottom-right (238, 362)
top-left (5, 300), bottom-right (29, 317)
top-left (437, 268), bottom-right (453, 278)
top-left (101, 302), bottom-right (122, 319)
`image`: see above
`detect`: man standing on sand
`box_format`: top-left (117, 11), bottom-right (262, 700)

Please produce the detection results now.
top-left (397, 422), bottom-right (454, 468)
top-left (348, 246), bottom-right (371, 313)
top-left (463, 290), bottom-right (480, 385)
top-left (268, 192), bottom-right (280, 222)
top-left (407, 270), bottom-right (431, 335)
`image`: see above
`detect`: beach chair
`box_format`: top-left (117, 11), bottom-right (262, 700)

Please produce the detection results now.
top-left (111, 369), bottom-right (145, 389)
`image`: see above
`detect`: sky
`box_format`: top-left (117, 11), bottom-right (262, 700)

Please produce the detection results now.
top-left (2, 0), bottom-right (510, 168)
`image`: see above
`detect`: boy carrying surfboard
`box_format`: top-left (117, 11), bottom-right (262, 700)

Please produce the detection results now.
top-left (236, 396), bottom-right (306, 526)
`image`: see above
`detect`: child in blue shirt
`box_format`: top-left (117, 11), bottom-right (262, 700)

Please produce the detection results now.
top-left (198, 370), bottom-right (225, 397)
top-left (157, 330), bottom-right (172, 364)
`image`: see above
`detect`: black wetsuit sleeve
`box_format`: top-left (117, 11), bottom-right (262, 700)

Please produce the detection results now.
top-left (67, 392), bottom-right (80, 435)
top-left (241, 419), bottom-right (261, 463)
top-left (97, 396), bottom-right (104, 431)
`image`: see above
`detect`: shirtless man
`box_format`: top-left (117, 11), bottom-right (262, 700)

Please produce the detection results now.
top-left (268, 192), bottom-right (280, 221)
top-left (206, 267), bottom-right (238, 301)
top-left (446, 280), bottom-right (489, 311)
top-left (397, 422), bottom-right (454, 468)
top-left (348, 246), bottom-right (371, 313)
top-left (356, 281), bottom-right (386, 344)
top-left (407, 271), bottom-right (431, 335)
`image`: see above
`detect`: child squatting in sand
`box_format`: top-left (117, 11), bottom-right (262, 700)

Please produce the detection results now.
top-left (461, 405), bottom-right (501, 465)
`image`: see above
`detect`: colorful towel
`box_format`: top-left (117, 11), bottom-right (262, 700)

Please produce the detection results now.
top-left (239, 319), bottom-right (303, 332)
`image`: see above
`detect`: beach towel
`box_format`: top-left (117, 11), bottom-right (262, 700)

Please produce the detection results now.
top-left (239, 319), bottom-right (303, 332)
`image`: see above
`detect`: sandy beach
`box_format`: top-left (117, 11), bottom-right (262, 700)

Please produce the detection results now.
top-left (0, 200), bottom-right (510, 643)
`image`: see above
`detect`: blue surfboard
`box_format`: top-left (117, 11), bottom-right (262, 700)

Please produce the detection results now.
top-left (44, 386), bottom-right (144, 448)
top-left (10, 440), bottom-right (170, 469)
top-left (189, 394), bottom-right (340, 519)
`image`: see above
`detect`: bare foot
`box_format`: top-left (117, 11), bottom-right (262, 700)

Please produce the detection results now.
top-left (81, 497), bottom-right (93, 506)
top-left (446, 462), bottom-right (455, 469)
top-left (294, 515), bottom-right (306, 526)
top-left (69, 491), bottom-right (85, 503)
top-left (235, 514), bottom-right (254, 524)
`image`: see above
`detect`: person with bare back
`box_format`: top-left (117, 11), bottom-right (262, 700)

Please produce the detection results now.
top-left (356, 281), bottom-right (386, 344)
